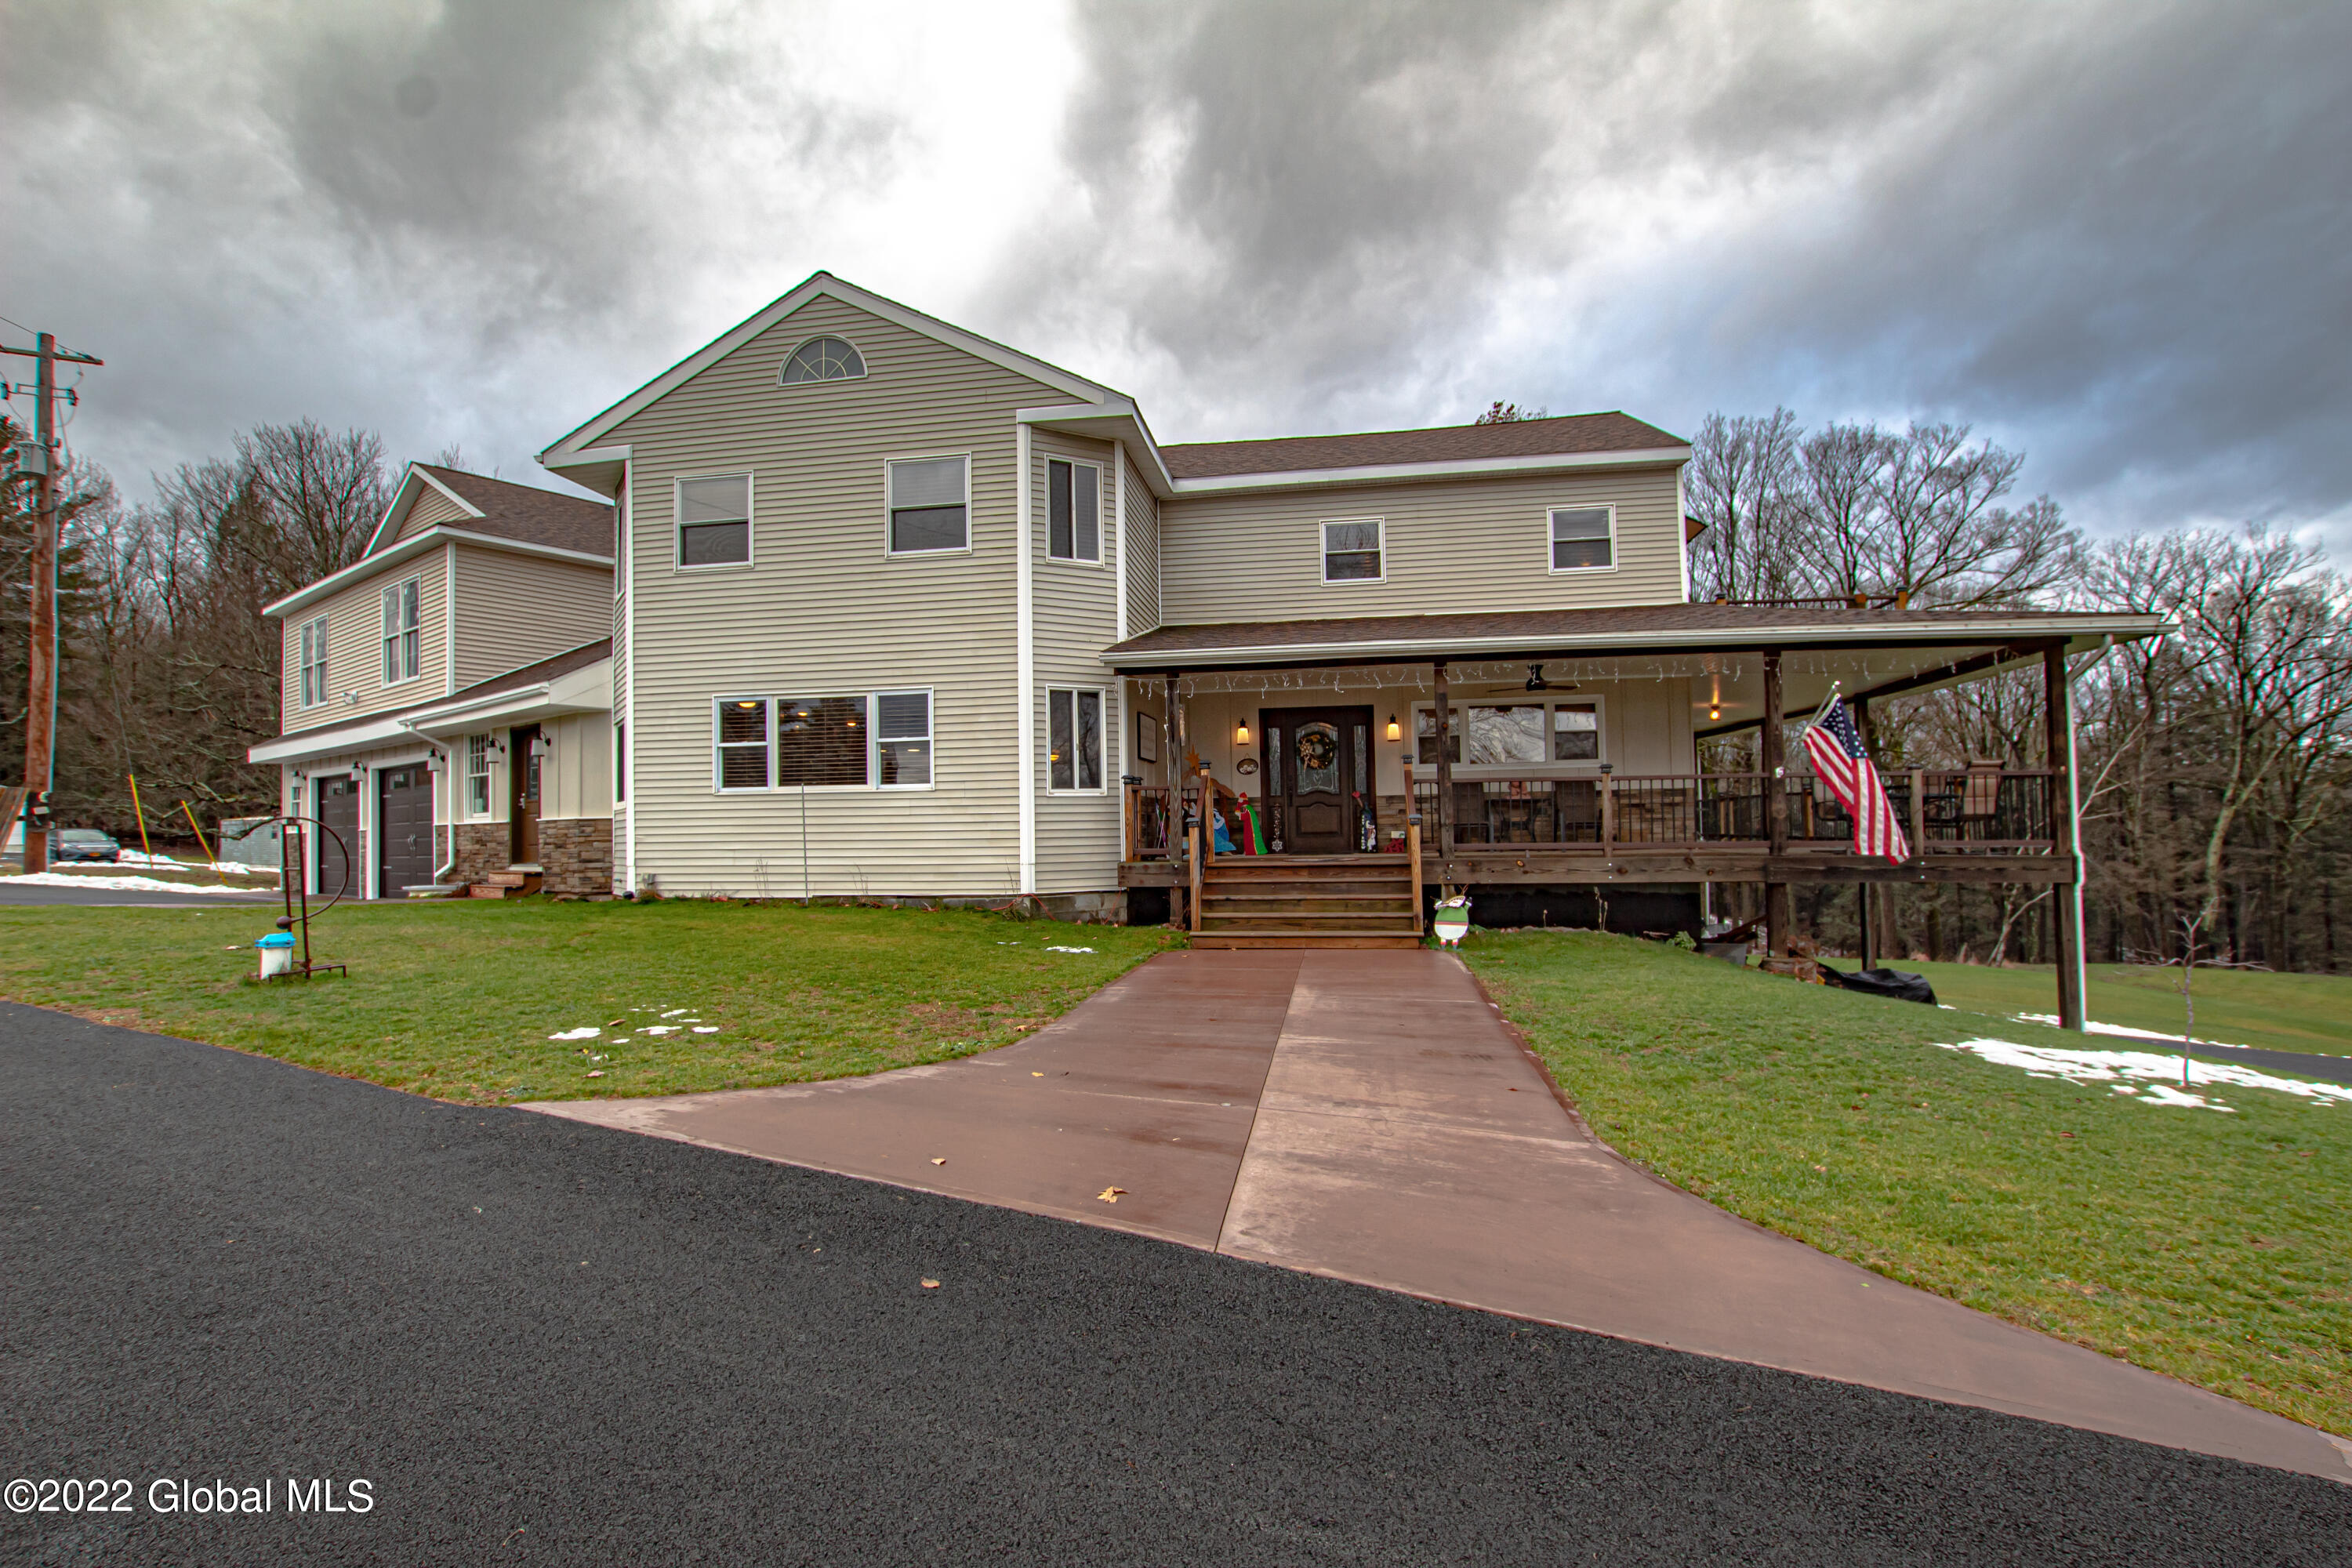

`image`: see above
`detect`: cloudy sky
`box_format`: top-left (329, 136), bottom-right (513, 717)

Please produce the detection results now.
top-left (5, 0), bottom-right (2347, 550)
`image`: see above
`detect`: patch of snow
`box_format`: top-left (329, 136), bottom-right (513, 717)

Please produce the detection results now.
top-left (661, 1008), bottom-right (690, 1018)
top-left (0, 873), bottom-right (266, 895)
top-left (1936, 1036), bottom-right (2352, 1111)
top-left (1044, 945), bottom-right (1096, 954)
top-left (548, 1027), bottom-right (601, 1041)
top-left (691, 1026), bottom-right (719, 1034)
top-left (638, 1025), bottom-right (677, 1035)
top-left (118, 851), bottom-right (267, 876)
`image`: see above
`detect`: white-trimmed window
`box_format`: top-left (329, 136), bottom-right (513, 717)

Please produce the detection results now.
top-left (887, 456), bottom-right (969, 554)
top-left (874, 691), bottom-right (932, 786)
top-left (298, 615), bottom-right (328, 708)
top-left (1322, 518), bottom-right (1383, 583)
top-left (713, 693), bottom-right (940, 791)
top-left (1552, 701), bottom-right (1602, 760)
top-left (380, 576), bottom-right (420, 684)
top-left (1047, 689), bottom-right (1105, 792)
top-left (678, 474), bottom-right (752, 567)
top-left (779, 336), bottom-right (866, 384)
top-left (1415, 698), bottom-right (1606, 768)
top-left (1047, 459), bottom-right (1101, 561)
top-left (715, 698), bottom-right (772, 789)
top-left (466, 734), bottom-right (492, 815)
top-left (1549, 506), bottom-right (1614, 572)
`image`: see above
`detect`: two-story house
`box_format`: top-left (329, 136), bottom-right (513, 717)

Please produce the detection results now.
top-left (251, 463), bottom-right (618, 898)
top-left (530, 272), bottom-right (2159, 1028)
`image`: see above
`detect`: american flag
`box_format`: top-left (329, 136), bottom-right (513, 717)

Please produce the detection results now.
top-left (1801, 695), bottom-right (1910, 861)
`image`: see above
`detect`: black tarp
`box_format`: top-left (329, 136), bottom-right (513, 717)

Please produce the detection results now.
top-left (1817, 964), bottom-right (1938, 1005)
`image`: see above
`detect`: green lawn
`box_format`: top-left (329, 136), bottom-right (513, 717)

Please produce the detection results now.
top-left (1896, 959), bottom-right (2352, 1058)
top-left (1463, 931), bottom-right (2350, 1436)
top-left (0, 900), bottom-right (1175, 1103)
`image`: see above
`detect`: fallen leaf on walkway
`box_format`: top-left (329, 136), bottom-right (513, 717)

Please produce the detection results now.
top-left (921, 1278), bottom-right (941, 1289)
top-left (931, 1157), bottom-right (946, 1166)
top-left (1032, 1072), bottom-right (1044, 1077)
top-left (1098, 1187), bottom-right (1126, 1203)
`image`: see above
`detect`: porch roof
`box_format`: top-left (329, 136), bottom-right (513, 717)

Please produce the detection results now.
top-left (1102, 603), bottom-right (2166, 673)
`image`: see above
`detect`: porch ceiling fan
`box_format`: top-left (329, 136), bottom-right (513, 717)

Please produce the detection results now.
top-left (1466, 662), bottom-right (1575, 695)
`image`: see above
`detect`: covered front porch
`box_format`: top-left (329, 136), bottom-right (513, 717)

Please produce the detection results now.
top-left (1104, 602), bottom-right (2168, 1025)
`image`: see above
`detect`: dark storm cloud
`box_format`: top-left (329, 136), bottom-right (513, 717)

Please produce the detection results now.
top-left (1006, 0), bottom-right (2352, 541)
top-left (1, 0), bottom-right (903, 495)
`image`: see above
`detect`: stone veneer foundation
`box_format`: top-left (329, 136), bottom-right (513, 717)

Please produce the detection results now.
top-left (437, 818), bottom-right (612, 897)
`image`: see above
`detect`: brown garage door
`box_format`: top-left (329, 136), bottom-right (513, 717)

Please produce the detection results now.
top-left (377, 765), bottom-right (435, 897)
top-left (314, 775), bottom-right (358, 899)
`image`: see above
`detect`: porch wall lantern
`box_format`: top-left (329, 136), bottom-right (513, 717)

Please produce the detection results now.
top-left (1234, 719), bottom-right (1251, 746)
top-left (1385, 714), bottom-right (1402, 742)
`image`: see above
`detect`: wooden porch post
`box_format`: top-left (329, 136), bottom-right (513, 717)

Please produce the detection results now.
top-left (2045, 641), bottom-right (2087, 1030)
top-left (1165, 670), bottom-right (1185, 927)
top-left (1854, 696), bottom-right (1877, 971)
top-left (1433, 661), bottom-right (1454, 864)
top-left (1762, 649), bottom-right (1791, 957)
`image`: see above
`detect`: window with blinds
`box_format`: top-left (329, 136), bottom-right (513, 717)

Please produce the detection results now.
top-left (1321, 518), bottom-right (1383, 583)
top-left (874, 691), bottom-right (932, 786)
top-left (887, 456), bottom-right (968, 554)
top-left (1047, 459), bottom-right (1100, 561)
top-left (678, 474), bottom-right (752, 567)
top-left (1549, 506), bottom-right (1613, 572)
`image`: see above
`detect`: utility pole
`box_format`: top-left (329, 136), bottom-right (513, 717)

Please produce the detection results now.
top-left (5, 330), bottom-right (104, 874)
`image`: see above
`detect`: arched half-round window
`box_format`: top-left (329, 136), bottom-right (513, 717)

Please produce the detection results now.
top-left (779, 336), bottom-right (866, 385)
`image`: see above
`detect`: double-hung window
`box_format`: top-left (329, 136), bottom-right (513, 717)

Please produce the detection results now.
top-left (1552, 702), bottom-right (1601, 760)
top-left (716, 699), bottom-right (773, 789)
top-left (887, 456), bottom-right (968, 554)
top-left (1047, 689), bottom-right (1104, 792)
top-left (678, 474), bottom-right (752, 567)
top-left (1047, 459), bottom-right (1100, 561)
top-left (1549, 506), bottom-right (1613, 572)
top-left (380, 576), bottom-right (420, 684)
top-left (298, 615), bottom-right (328, 708)
top-left (874, 691), bottom-right (932, 786)
top-left (1322, 519), bottom-right (1383, 583)
top-left (466, 734), bottom-right (492, 815)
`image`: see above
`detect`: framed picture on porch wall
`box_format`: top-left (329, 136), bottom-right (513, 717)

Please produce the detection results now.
top-left (1136, 711), bottom-right (1159, 764)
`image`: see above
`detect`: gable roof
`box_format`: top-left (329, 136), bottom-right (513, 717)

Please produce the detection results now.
top-left (441, 637), bottom-right (613, 706)
top-left (538, 271), bottom-right (1131, 474)
top-left (1160, 412), bottom-right (1687, 481)
top-left (365, 463), bottom-right (613, 558)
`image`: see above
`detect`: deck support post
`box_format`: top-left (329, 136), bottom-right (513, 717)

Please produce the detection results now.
top-left (1762, 649), bottom-right (1791, 956)
top-left (2045, 641), bottom-right (2087, 1030)
top-left (1432, 661), bottom-right (1454, 862)
top-left (1854, 696), bottom-right (1877, 971)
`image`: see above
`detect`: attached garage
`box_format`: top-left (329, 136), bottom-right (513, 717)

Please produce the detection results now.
top-left (376, 764), bottom-right (436, 897)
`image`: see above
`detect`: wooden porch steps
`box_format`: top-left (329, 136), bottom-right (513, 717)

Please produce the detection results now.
top-left (1194, 855), bottom-right (1422, 949)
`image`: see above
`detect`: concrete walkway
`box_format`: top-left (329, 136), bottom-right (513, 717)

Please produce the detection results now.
top-left (528, 949), bottom-right (2352, 1483)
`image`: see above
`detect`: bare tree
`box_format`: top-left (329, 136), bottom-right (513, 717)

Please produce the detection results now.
top-left (1686, 408), bottom-right (1806, 601)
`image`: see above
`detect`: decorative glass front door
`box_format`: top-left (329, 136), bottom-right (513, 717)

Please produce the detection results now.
top-left (1257, 706), bottom-right (1374, 854)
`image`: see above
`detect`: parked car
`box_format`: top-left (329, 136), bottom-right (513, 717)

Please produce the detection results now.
top-left (53, 829), bottom-right (122, 863)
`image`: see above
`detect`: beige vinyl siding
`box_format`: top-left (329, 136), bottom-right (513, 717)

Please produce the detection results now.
top-left (449, 546), bottom-right (613, 688)
top-left (1030, 430), bottom-right (1124, 892)
top-left (397, 485), bottom-right (473, 541)
top-left (605, 294), bottom-right (1064, 897)
top-left (1159, 466), bottom-right (1685, 624)
top-left (1120, 446), bottom-right (1161, 635)
top-left (280, 547), bottom-right (450, 732)
top-left (542, 713), bottom-right (614, 819)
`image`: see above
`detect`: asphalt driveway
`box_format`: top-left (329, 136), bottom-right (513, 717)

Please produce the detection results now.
top-left (5, 1001), bottom-right (2348, 1565)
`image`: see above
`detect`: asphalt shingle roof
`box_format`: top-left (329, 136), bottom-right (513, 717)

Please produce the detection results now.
top-left (416, 464), bottom-right (615, 557)
top-left (1159, 412), bottom-right (1687, 480)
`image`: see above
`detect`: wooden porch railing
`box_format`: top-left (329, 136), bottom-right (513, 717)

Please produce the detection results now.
top-left (1399, 769), bottom-right (2059, 855)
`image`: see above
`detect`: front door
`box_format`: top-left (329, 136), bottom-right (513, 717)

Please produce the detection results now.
top-left (509, 724), bottom-right (542, 865)
top-left (314, 775), bottom-right (358, 898)
top-left (377, 765), bottom-right (434, 896)
top-left (1259, 706), bottom-right (1374, 855)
